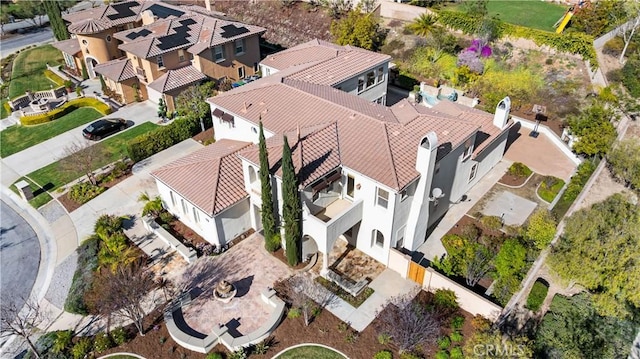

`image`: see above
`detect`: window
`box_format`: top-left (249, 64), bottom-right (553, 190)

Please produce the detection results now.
top-left (372, 229), bottom-right (384, 247)
top-left (253, 62), bottom-right (258, 72)
top-left (346, 175), bottom-right (355, 198)
top-left (116, 25), bottom-right (124, 32)
top-left (376, 187), bottom-right (389, 209)
top-left (178, 49), bottom-right (185, 62)
top-left (214, 45), bottom-right (224, 62)
top-left (469, 163), bottom-right (478, 182)
top-left (435, 162), bottom-right (441, 174)
top-left (157, 55), bottom-right (164, 68)
top-left (357, 76), bottom-right (364, 92)
top-left (82, 39), bottom-right (88, 45)
top-left (377, 67), bottom-right (384, 82)
top-left (63, 53), bottom-right (76, 68)
top-left (463, 138), bottom-right (473, 159)
top-left (366, 71), bottom-right (375, 87)
top-left (181, 199), bottom-right (187, 214)
top-left (238, 66), bottom-right (245, 79)
top-left (170, 191), bottom-right (176, 207)
top-left (400, 188), bottom-right (409, 201)
top-left (106, 35), bottom-right (111, 42)
top-left (192, 207), bottom-right (200, 223)
top-left (396, 226), bottom-right (406, 249)
top-left (235, 39), bottom-right (244, 55)
top-left (249, 167), bottom-right (258, 184)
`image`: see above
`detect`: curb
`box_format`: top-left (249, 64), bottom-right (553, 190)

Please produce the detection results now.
top-left (272, 343), bottom-right (349, 359)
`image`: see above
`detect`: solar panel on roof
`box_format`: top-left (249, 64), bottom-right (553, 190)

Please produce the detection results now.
top-left (147, 4), bottom-right (185, 19)
top-left (125, 28), bottom-right (152, 40)
top-left (220, 24), bottom-right (249, 38)
top-left (156, 21), bottom-right (192, 50)
top-left (180, 18), bottom-right (197, 26)
top-left (106, 1), bottom-right (138, 21)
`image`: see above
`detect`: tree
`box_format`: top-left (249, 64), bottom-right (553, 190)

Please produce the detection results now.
top-left (0, 4), bottom-right (14, 35)
top-left (608, 138), bottom-right (640, 190)
top-left (259, 121), bottom-right (278, 251)
top-left (330, 5), bottom-right (385, 51)
top-left (92, 262), bottom-right (157, 336)
top-left (0, 297), bottom-right (50, 359)
top-left (492, 239), bottom-right (527, 305)
top-left (138, 192), bottom-right (163, 217)
top-left (281, 135), bottom-right (301, 266)
top-left (567, 103), bottom-right (618, 157)
top-left (407, 13), bottom-right (439, 37)
top-left (11, 1), bottom-right (46, 27)
top-left (549, 194), bottom-right (640, 319)
top-left (375, 293), bottom-right (441, 354)
top-left (437, 234), bottom-right (495, 287)
top-left (43, 0), bottom-right (69, 41)
top-left (534, 294), bottom-right (636, 358)
top-left (281, 275), bottom-right (338, 326)
top-left (59, 140), bottom-right (109, 185)
top-left (617, 1), bottom-right (640, 63)
top-left (524, 210), bottom-right (557, 250)
top-left (174, 81), bottom-right (216, 121)
top-left (81, 61), bottom-right (89, 80)
top-left (157, 98), bottom-right (167, 120)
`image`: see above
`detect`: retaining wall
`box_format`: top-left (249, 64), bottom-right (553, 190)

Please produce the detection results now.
top-left (142, 217), bottom-right (197, 263)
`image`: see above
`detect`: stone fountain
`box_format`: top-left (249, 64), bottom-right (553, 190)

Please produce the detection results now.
top-left (29, 98), bottom-right (51, 112)
top-left (213, 280), bottom-right (237, 303)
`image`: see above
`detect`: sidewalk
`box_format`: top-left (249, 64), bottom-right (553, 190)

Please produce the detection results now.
top-left (417, 160), bottom-right (510, 261)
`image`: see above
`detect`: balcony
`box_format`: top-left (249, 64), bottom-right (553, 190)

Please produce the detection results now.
top-left (135, 66), bottom-right (147, 82)
top-left (303, 198), bottom-right (363, 253)
top-left (312, 198), bottom-right (353, 223)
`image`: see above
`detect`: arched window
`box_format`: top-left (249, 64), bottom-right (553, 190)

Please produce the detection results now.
top-left (248, 166), bottom-right (258, 183)
top-left (371, 229), bottom-right (384, 247)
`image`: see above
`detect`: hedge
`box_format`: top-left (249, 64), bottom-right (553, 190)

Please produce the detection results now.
top-left (64, 235), bottom-right (99, 315)
top-left (43, 69), bottom-right (66, 87)
top-left (437, 11), bottom-right (597, 67)
top-left (126, 115), bottom-right (212, 162)
top-left (20, 98), bottom-right (111, 126)
top-left (525, 280), bottom-right (549, 311)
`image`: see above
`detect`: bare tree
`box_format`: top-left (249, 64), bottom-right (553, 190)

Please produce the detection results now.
top-left (375, 293), bottom-right (441, 354)
top-left (617, 1), bottom-right (640, 63)
top-left (283, 275), bottom-right (338, 326)
top-left (0, 297), bottom-right (50, 359)
top-left (59, 140), bottom-right (109, 186)
top-left (91, 263), bottom-right (157, 336)
top-left (464, 244), bottom-right (494, 287)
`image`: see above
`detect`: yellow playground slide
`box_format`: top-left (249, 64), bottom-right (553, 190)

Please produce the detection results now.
top-left (556, 11), bottom-right (574, 34)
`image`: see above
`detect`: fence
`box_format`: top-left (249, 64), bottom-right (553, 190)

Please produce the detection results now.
top-left (512, 116), bottom-right (582, 166)
top-left (593, 17), bottom-right (639, 48)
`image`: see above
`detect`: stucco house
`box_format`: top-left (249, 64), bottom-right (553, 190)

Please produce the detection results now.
top-left (54, 1), bottom-right (265, 109)
top-left (152, 40), bottom-right (513, 274)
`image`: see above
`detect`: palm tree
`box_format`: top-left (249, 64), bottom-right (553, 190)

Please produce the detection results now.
top-left (138, 192), bottom-right (163, 217)
top-left (407, 13), bottom-right (439, 37)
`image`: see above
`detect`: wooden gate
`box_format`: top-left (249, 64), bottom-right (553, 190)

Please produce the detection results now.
top-left (408, 261), bottom-right (426, 285)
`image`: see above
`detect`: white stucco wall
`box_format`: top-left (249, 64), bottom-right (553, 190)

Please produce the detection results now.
top-left (214, 199), bottom-right (252, 245)
top-left (210, 106), bottom-right (275, 143)
top-left (147, 86), bottom-right (163, 105)
top-left (335, 63), bottom-right (389, 104)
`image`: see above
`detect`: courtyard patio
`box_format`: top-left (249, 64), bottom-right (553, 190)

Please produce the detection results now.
top-left (314, 237), bottom-right (385, 284)
top-left (171, 233), bottom-right (293, 337)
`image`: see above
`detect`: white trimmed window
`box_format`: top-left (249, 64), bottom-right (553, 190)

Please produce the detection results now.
top-left (376, 187), bottom-right (389, 209)
top-left (192, 207), bottom-right (200, 223)
top-left (238, 66), bottom-right (245, 79)
top-left (463, 138), bottom-right (473, 159)
top-left (357, 76), bottom-right (364, 93)
top-left (157, 55), bottom-right (164, 68)
top-left (377, 67), bottom-right (384, 82)
top-left (181, 199), bottom-right (188, 214)
top-left (170, 191), bottom-right (176, 207)
top-left (469, 163), bottom-right (478, 182)
top-left (214, 46), bottom-right (224, 62)
top-left (235, 39), bottom-right (245, 55)
top-left (178, 49), bottom-right (186, 62)
top-left (372, 229), bottom-right (384, 247)
top-left (366, 71), bottom-right (375, 87)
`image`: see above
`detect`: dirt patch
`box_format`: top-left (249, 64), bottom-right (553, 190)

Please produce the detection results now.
top-left (446, 214), bottom-right (507, 240)
top-left (498, 172), bottom-right (528, 187)
top-left (270, 247), bottom-right (308, 270)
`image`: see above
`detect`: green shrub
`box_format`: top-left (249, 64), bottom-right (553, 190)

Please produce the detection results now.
top-left (111, 327), bottom-right (128, 345)
top-left (449, 346), bottom-right (463, 359)
top-left (537, 176), bottom-right (565, 203)
top-left (64, 236), bottom-right (99, 314)
top-left (71, 338), bottom-right (92, 359)
top-left (93, 332), bottom-right (113, 352)
top-left (450, 331), bottom-right (463, 342)
top-left (265, 233), bottom-right (281, 252)
top-left (438, 336), bottom-right (451, 349)
top-left (228, 347), bottom-right (247, 359)
top-left (451, 316), bottom-right (465, 330)
top-left (435, 350), bottom-right (449, 359)
top-left (621, 53), bottom-right (640, 97)
top-left (526, 280), bottom-right (549, 311)
top-left (253, 339), bottom-right (270, 355)
top-left (434, 289), bottom-right (459, 312)
top-left (374, 350), bottom-right (393, 359)
top-left (19, 98), bottom-right (112, 126)
top-left (508, 162), bottom-right (532, 177)
top-left (378, 333), bottom-right (392, 345)
top-left (287, 307), bottom-right (301, 319)
top-left (206, 353), bottom-right (224, 359)
top-left (68, 182), bottom-right (106, 204)
top-left (480, 215), bottom-right (503, 230)
top-left (399, 353), bottom-right (420, 359)
top-left (44, 69), bottom-right (66, 86)
top-left (552, 159), bottom-right (598, 218)
top-left (52, 330), bottom-right (73, 354)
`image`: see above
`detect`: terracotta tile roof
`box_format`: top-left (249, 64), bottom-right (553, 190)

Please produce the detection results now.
top-left (147, 65), bottom-right (207, 93)
top-left (68, 18), bottom-right (111, 34)
top-left (260, 39), bottom-right (343, 70)
top-left (286, 50), bottom-right (390, 86)
top-left (188, 17), bottom-right (266, 55)
top-left (63, 0), bottom-right (144, 27)
top-left (51, 38), bottom-right (81, 55)
top-left (94, 58), bottom-right (136, 82)
top-left (151, 139), bottom-right (252, 215)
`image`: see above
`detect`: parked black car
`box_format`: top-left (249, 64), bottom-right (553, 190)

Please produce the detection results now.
top-left (82, 118), bottom-right (127, 140)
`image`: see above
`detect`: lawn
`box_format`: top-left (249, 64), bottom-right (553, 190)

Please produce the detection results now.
top-left (1, 108), bottom-right (102, 158)
top-left (537, 176), bottom-right (565, 203)
top-left (275, 345), bottom-right (346, 359)
top-left (10, 177), bottom-right (53, 209)
top-left (24, 122), bottom-right (158, 197)
top-left (1, 97), bottom-right (9, 119)
top-left (445, 0), bottom-right (568, 32)
top-left (526, 280), bottom-right (549, 312)
top-left (8, 45), bottom-right (64, 98)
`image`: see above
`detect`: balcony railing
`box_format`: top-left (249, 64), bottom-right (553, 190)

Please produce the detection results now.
top-left (135, 66), bottom-right (147, 81)
top-left (303, 199), bottom-right (363, 252)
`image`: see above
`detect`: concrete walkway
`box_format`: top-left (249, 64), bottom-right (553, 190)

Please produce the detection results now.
top-left (417, 160), bottom-right (510, 262)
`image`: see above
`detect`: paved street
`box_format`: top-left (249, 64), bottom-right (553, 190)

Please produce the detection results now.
top-left (0, 28), bottom-right (54, 58)
top-left (1, 101), bottom-right (158, 187)
top-left (0, 200), bottom-right (41, 327)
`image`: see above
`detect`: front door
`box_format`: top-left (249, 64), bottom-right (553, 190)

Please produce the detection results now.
top-left (408, 261), bottom-right (425, 285)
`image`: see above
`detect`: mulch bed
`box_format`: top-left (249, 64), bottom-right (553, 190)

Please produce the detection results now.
top-left (192, 127), bottom-right (214, 143)
top-left (447, 215), bottom-right (506, 240)
top-left (270, 247), bottom-right (308, 270)
top-left (497, 172), bottom-right (528, 187)
top-left (58, 171), bottom-right (133, 213)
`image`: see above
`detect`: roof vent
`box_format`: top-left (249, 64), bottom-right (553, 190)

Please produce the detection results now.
top-left (442, 130), bottom-right (449, 136)
top-left (349, 113), bottom-right (356, 119)
top-left (259, 101), bottom-right (265, 106)
top-left (261, 108), bottom-right (268, 115)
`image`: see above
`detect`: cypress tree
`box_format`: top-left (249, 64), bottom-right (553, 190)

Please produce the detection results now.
top-left (44, 0), bottom-right (69, 41)
top-left (259, 121), bottom-right (278, 251)
top-left (281, 135), bottom-right (301, 266)
top-left (81, 62), bottom-right (89, 80)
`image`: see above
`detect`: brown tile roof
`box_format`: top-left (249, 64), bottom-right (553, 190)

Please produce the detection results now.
top-left (151, 139), bottom-right (252, 215)
top-left (68, 18), bottom-right (111, 34)
top-left (51, 38), bottom-right (81, 55)
top-left (63, 0), bottom-right (144, 27)
top-left (147, 65), bottom-right (207, 93)
top-left (94, 58), bottom-right (136, 82)
top-left (187, 17), bottom-right (266, 55)
top-left (286, 50), bottom-right (390, 86)
top-left (260, 39), bottom-right (343, 71)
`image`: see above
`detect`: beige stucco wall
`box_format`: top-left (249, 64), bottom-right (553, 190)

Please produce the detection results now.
top-left (76, 30), bottom-right (121, 64)
top-left (194, 35), bottom-right (261, 81)
top-left (387, 248), bottom-right (410, 279)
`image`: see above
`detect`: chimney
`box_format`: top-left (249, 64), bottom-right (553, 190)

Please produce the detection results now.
top-left (204, 0), bottom-right (212, 11)
top-left (493, 97), bottom-right (511, 129)
top-left (141, 10), bottom-right (156, 25)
